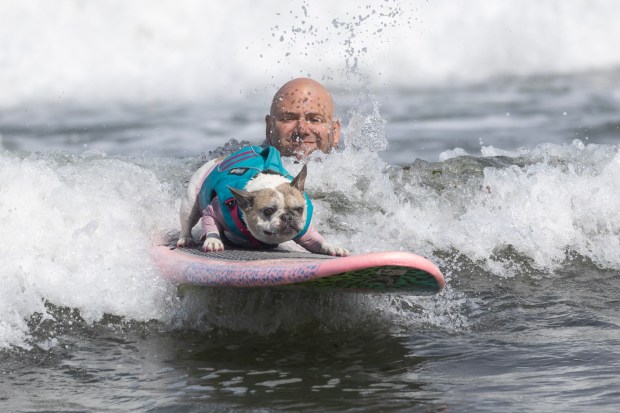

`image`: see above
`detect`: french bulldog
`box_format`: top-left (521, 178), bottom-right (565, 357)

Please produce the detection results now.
top-left (177, 146), bottom-right (349, 256)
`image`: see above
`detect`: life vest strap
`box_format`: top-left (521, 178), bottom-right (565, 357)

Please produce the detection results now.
top-left (224, 198), bottom-right (274, 249)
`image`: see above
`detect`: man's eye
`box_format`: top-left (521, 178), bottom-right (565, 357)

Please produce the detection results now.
top-left (263, 207), bottom-right (275, 217)
top-left (309, 117), bottom-right (323, 123)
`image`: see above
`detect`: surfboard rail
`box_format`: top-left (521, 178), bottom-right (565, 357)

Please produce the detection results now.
top-left (152, 243), bottom-right (445, 294)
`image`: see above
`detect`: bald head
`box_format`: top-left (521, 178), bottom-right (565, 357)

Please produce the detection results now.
top-left (270, 78), bottom-right (335, 117)
top-left (266, 78), bottom-right (341, 159)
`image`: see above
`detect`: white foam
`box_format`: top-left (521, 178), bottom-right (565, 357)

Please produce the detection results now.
top-left (287, 138), bottom-right (620, 278)
top-left (438, 148), bottom-right (470, 161)
top-left (0, 153), bottom-right (179, 348)
top-left (2, 137), bottom-right (619, 348)
top-left (256, 378), bottom-right (303, 388)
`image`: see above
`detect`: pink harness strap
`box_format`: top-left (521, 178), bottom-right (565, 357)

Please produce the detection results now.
top-left (224, 198), bottom-right (270, 249)
top-left (219, 148), bottom-right (257, 171)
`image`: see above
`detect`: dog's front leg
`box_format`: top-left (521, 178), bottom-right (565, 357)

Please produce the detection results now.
top-left (200, 207), bottom-right (225, 252)
top-left (177, 195), bottom-right (201, 247)
top-left (294, 226), bottom-right (349, 257)
top-left (202, 232), bottom-right (225, 252)
top-left (319, 242), bottom-right (350, 257)
top-left (177, 160), bottom-right (218, 248)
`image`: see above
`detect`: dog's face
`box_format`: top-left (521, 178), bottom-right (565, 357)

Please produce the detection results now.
top-left (229, 165), bottom-right (308, 245)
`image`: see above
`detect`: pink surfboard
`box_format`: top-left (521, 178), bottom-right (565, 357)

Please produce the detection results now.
top-left (152, 239), bottom-right (445, 294)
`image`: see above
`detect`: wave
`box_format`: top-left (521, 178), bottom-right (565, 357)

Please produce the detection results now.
top-left (1, 139), bottom-right (619, 348)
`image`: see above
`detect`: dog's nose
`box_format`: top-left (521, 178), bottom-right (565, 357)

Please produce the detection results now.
top-left (281, 213), bottom-right (294, 224)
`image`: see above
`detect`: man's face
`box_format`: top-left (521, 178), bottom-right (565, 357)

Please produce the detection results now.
top-left (266, 83), bottom-right (341, 159)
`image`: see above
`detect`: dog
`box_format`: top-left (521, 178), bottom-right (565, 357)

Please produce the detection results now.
top-left (177, 146), bottom-right (349, 256)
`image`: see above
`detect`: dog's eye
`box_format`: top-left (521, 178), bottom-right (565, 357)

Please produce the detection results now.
top-left (294, 207), bottom-right (304, 214)
top-left (263, 207), bottom-right (275, 217)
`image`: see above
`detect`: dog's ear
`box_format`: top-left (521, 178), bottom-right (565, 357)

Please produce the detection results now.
top-left (229, 186), bottom-right (254, 211)
top-left (290, 164), bottom-right (307, 192)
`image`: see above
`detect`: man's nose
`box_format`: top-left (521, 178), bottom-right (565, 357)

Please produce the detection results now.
top-left (295, 119), bottom-right (309, 134)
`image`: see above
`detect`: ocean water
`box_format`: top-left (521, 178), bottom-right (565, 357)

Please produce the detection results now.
top-left (2, 1), bottom-right (620, 412)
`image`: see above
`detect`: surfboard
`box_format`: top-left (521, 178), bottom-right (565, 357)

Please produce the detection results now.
top-left (152, 238), bottom-right (444, 294)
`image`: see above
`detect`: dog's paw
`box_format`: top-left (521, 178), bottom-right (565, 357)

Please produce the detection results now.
top-left (320, 243), bottom-right (349, 257)
top-left (176, 236), bottom-right (193, 248)
top-left (202, 238), bottom-right (225, 252)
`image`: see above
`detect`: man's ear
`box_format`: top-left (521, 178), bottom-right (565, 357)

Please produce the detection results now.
top-left (265, 115), bottom-right (274, 145)
top-left (330, 119), bottom-right (342, 149)
top-left (229, 186), bottom-right (254, 211)
top-left (290, 164), bottom-right (307, 192)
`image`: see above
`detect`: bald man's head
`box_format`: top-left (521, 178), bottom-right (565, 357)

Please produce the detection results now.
top-left (265, 78), bottom-right (341, 159)
top-left (269, 78), bottom-right (335, 117)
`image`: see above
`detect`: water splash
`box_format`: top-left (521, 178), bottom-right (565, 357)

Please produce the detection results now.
top-left (0, 153), bottom-right (180, 348)
top-left (2, 139), bottom-right (619, 349)
top-left (344, 100), bottom-right (389, 152)
top-left (3, 1), bottom-right (620, 107)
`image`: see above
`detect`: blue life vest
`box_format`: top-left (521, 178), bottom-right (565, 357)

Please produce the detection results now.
top-left (198, 146), bottom-right (313, 246)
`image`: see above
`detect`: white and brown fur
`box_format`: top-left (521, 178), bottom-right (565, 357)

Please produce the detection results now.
top-left (177, 156), bottom-right (348, 256)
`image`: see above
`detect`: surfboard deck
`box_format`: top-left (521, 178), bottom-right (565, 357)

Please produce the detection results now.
top-left (152, 238), bottom-right (445, 294)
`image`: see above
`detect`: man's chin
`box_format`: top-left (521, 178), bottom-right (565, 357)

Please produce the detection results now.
top-left (278, 144), bottom-right (311, 159)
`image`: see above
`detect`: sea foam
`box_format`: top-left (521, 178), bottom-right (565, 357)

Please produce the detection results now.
top-left (1, 138), bottom-right (619, 348)
top-left (0, 153), bottom-right (179, 348)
